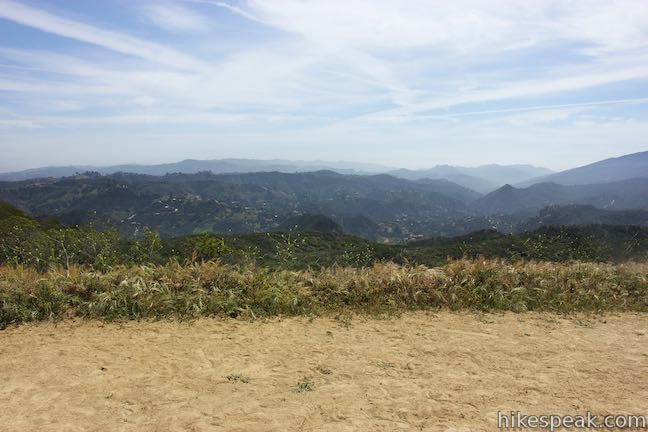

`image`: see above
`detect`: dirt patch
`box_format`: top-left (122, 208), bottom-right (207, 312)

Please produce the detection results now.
top-left (1, 312), bottom-right (647, 431)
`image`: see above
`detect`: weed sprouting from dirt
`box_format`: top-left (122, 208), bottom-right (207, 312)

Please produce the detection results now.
top-left (226, 374), bottom-right (250, 384)
top-left (295, 376), bottom-right (315, 393)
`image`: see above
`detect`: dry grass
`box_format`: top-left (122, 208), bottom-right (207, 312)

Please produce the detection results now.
top-left (1, 259), bottom-right (647, 327)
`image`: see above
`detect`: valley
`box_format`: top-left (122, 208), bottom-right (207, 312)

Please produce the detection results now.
top-left (0, 151), bottom-right (646, 243)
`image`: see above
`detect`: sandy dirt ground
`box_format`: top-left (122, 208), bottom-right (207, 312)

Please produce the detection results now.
top-left (1, 312), bottom-right (647, 431)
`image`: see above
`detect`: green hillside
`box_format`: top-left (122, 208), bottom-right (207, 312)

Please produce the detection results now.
top-left (2, 199), bottom-right (647, 272)
top-left (0, 171), bottom-right (489, 241)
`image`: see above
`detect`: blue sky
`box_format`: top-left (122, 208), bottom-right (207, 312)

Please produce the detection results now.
top-left (1, 0), bottom-right (648, 171)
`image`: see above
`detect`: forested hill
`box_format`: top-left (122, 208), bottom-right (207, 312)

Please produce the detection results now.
top-left (2, 198), bottom-right (647, 271)
top-left (0, 171), bottom-right (489, 241)
top-left (3, 157), bottom-right (648, 242)
top-left (473, 178), bottom-right (648, 215)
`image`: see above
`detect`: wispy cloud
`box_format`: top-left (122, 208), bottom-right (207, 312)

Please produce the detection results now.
top-left (0, 0), bottom-right (204, 69)
top-left (141, 3), bottom-right (210, 32)
top-left (1, 0), bottom-right (647, 170)
top-left (186, 0), bottom-right (266, 24)
top-left (409, 97), bottom-right (648, 122)
top-left (359, 63), bottom-right (648, 121)
top-left (236, 0), bottom-right (648, 55)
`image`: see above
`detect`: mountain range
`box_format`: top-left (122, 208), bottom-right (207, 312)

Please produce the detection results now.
top-left (0, 159), bottom-right (392, 181)
top-left (0, 171), bottom-right (490, 241)
top-left (0, 150), bottom-right (646, 241)
top-left (389, 164), bottom-right (553, 193)
top-left (0, 159), bottom-right (551, 192)
top-left (472, 177), bottom-right (648, 215)
top-left (2, 151), bottom-right (646, 192)
top-left (517, 151), bottom-right (648, 186)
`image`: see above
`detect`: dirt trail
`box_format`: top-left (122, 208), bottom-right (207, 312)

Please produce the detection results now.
top-left (1, 312), bottom-right (647, 431)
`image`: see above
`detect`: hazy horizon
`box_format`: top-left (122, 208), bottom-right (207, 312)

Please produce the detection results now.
top-left (2, 0), bottom-right (648, 171)
top-left (6, 151), bottom-right (646, 174)
top-left (1, 148), bottom-right (646, 173)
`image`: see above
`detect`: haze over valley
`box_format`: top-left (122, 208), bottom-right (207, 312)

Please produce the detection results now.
top-left (1, 150), bottom-right (646, 242)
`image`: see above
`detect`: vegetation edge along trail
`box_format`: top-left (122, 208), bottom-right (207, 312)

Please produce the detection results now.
top-left (1, 259), bottom-right (647, 328)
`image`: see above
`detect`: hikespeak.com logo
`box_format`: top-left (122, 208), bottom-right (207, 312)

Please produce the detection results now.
top-left (498, 411), bottom-right (647, 431)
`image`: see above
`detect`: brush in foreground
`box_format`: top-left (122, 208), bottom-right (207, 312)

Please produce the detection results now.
top-left (1, 259), bottom-right (647, 327)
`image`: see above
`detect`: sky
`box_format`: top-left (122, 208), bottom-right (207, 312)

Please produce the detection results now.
top-left (1, 0), bottom-right (648, 172)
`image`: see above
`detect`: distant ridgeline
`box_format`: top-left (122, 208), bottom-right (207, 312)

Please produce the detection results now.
top-left (0, 168), bottom-right (647, 243)
top-left (1, 199), bottom-right (647, 272)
